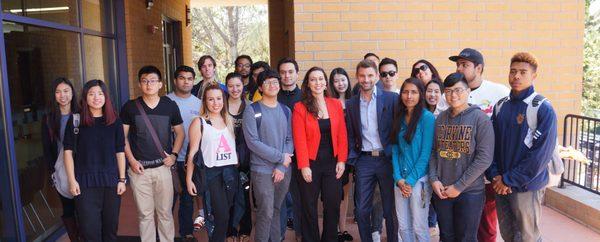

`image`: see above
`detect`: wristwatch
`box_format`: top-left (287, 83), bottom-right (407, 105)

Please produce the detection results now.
top-left (118, 177), bottom-right (128, 184)
top-left (171, 152), bottom-right (179, 159)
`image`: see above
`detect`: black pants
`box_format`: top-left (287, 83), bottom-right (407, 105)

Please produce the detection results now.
top-left (227, 173), bottom-right (252, 237)
top-left (208, 168), bottom-right (238, 242)
top-left (75, 187), bottom-right (121, 242)
top-left (298, 158), bottom-right (342, 242)
top-left (59, 193), bottom-right (76, 218)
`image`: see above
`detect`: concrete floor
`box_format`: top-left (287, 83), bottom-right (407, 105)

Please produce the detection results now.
top-left (57, 187), bottom-right (600, 242)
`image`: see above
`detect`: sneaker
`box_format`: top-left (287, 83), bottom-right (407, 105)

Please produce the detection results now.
top-left (342, 231), bottom-right (353, 241)
top-left (371, 231), bottom-right (381, 242)
top-left (193, 215), bottom-right (205, 231)
top-left (286, 218), bottom-right (294, 230)
top-left (182, 234), bottom-right (197, 242)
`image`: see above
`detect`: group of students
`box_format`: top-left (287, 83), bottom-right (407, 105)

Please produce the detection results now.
top-left (42, 47), bottom-right (557, 242)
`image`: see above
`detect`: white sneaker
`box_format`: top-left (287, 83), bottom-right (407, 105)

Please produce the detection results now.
top-left (371, 231), bottom-right (381, 242)
top-left (193, 215), bottom-right (205, 231)
top-left (193, 209), bottom-right (205, 231)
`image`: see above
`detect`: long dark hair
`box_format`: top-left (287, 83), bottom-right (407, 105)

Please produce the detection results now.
top-left (391, 78), bottom-right (426, 144)
top-left (80, 80), bottom-right (117, 127)
top-left (301, 67), bottom-right (329, 118)
top-left (328, 67), bottom-right (352, 99)
top-left (46, 78), bottom-right (78, 141)
top-left (410, 59), bottom-right (442, 81)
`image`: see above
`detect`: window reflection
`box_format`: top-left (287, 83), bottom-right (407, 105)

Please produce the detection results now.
top-left (1, 0), bottom-right (79, 27)
top-left (3, 21), bottom-right (82, 240)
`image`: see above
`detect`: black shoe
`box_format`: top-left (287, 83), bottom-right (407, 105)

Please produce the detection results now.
top-left (182, 234), bottom-right (198, 242)
top-left (342, 231), bottom-right (353, 241)
top-left (286, 218), bottom-right (294, 230)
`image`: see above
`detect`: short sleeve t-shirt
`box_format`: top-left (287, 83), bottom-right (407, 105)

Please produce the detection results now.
top-left (167, 93), bottom-right (202, 162)
top-left (469, 80), bottom-right (510, 117)
top-left (120, 96), bottom-right (183, 161)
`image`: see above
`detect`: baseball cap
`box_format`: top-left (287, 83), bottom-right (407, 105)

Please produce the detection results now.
top-left (449, 48), bottom-right (484, 65)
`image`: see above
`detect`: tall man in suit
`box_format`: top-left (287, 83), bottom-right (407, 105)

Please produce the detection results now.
top-left (346, 59), bottom-right (398, 242)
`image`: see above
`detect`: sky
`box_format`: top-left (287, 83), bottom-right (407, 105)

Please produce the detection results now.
top-left (592, 0), bottom-right (600, 16)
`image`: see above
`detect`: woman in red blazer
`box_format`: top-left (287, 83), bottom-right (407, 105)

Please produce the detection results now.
top-left (292, 66), bottom-right (348, 242)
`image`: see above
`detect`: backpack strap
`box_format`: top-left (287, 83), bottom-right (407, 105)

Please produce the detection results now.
top-left (250, 102), bottom-right (263, 131)
top-left (135, 99), bottom-right (168, 159)
top-left (72, 113), bottom-right (80, 156)
top-left (279, 102), bottom-right (291, 121)
top-left (524, 92), bottom-right (546, 131)
top-left (493, 96), bottom-right (510, 117)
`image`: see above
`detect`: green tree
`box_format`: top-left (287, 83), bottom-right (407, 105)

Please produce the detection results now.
top-left (191, 5), bottom-right (269, 82)
top-left (583, 0), bottom-right (600, 117)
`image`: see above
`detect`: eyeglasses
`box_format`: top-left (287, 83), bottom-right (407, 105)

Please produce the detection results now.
top-left (413, 65), bottom-right (429, 73)
top-left (140, 79), bottom-right (160, 85)
top-left (263, 80), bottom-right (280, 86)
top-left (380, 71), bottom-right (396, 78)
top-left (444, 87), bottom-right (468, 96)
top-left (236, 64), bottom-right (251, 68)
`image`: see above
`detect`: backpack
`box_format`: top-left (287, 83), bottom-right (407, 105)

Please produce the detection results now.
top-left (494, 92), bottom-right (564, 187)
top-left (51, 113), bottom-right (80, 199)
top-left (249, 102), bottom-right (290, 132)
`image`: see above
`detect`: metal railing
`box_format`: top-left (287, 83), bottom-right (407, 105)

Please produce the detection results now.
top-left (561, 114), bottom-right (600, 195)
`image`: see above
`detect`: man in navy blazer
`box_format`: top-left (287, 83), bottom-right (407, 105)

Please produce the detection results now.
top-left (346, 59), bottom-right (398, 242)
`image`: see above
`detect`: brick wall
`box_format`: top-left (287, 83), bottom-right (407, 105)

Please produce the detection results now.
top-left (293, 0), bottom-right (585, 134)
top-left (124, 0), bottom-right (193, 97)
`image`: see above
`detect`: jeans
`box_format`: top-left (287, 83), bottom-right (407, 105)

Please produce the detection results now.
top-left (280, 161), bottom-right (303, 239)
top-left (394, 176), bottom-right (431, 242)
top-left (354, 155), bottom-right (398, 242)
top-left (252, 170), bottom-right (291, 242)
top-left (428, 202), bottom-right (437, 228)
top-left (496, 189), bottom-right (545, 242)
top-left (433, 190), bottom-right (485, 242)
top-left (228, 171), bottom-right (253, 237)
top-left (206, 166), bottom-right (238, 242)
top-left (175, 162), bottom-right (194, 236)
top-left (478, 184), bottom-right (498, 242)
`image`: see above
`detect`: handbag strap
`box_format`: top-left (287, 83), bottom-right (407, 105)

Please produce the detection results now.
top-left (135, 99), bottom-right (168, 159)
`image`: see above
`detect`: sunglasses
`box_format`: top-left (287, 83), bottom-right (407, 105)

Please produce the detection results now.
top-left (380, 71), bottom-right (396, 78)
top-left (413, 65), bottom-right (429, 73)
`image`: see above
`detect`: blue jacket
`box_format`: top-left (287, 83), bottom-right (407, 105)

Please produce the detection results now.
top-left (486, 86), bottom-right (557, 192)
top-left (392, 110), bottom-right (435, 186)
top-left (345, 87), bottom-right (398, 164)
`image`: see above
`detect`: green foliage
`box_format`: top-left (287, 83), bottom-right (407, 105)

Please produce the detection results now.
top-left (583, 0), bottom-right (600, 117)
top-left (191, 5), bottom-right (269, 83)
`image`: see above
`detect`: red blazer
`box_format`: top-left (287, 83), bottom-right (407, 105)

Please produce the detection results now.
top-left (292, 97), bottom-right (348, 169)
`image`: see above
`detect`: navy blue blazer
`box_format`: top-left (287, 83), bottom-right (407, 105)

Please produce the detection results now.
top-left (345, 87), bottom-right (398, 164)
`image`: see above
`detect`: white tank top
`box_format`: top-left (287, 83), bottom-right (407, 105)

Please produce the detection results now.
top-left (200, 118), bottom-right (238, 168)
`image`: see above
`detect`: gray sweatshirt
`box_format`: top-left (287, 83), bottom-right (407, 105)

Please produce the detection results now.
top-left (429, 105), bottom-right (494, 193)
top-left (242, 102), bottom-right (294, 174)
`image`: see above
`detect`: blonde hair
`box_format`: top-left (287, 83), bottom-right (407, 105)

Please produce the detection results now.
top-left (199, 84), bottom-right (235, 136)
top-left (511, 52), bottom-right (538, 72)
